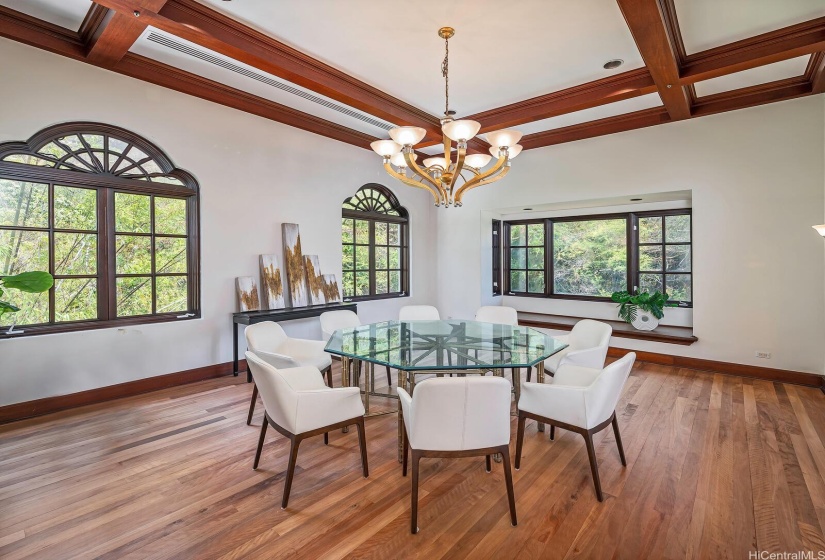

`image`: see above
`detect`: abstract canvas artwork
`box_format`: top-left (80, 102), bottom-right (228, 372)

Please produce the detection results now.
top-left (259, 254), bottom-right (285, 310)
top-left (322, 274), bottom-right (341, 303)
top-left (236, 276), bottom-right (260, 312)
top-left (303, 254), bottom-right (327, 306)
top-left (282, 223), bottom-right (308, 307)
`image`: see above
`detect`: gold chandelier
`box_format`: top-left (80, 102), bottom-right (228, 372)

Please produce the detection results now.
top-left (370, 27), bottom-right (523, 208)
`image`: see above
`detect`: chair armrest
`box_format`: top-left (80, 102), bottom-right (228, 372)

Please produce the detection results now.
top-left (518, 382), bottom-right (588, 429)
top-left (252, 349), bottom-right (301, 370)
top-left (294, 387), bottom-right (364, 434)
top-left (559, 345), bottom-right (608, 370)
top-left (552, 334), bottom-right (570, 345)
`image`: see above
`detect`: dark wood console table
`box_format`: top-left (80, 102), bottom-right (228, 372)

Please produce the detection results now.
top-left (233, 302), bottom-right (358, 381)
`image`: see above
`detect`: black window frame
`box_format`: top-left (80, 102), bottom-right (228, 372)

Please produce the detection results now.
top-left (492, 219), bottom-right (501, 296)
top-left (0, 122), bottom-right (201, 338)
top-left (341, 184), bottom-right (410, 302)
top-left (503, 209), bottom-right (692, 306)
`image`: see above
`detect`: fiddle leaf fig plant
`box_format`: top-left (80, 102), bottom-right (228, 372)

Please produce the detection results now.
top-left (611, 290), bottom-right (674, 324)
top-left (0, 271), bottom-right (54, 322)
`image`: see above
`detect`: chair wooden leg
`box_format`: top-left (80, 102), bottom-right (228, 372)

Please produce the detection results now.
top-left (325, 366), bottom-right (333, 388)
top-left (355, 417), bottom-right (369, 478)
top-left (526, 366), bottom-right (532, 382)
top-left (515, 414), bottom-right (526, 470)
top-left (386, 366), bottom-right (392, 387)
top-left (550, 425), bottom-right (555, 440)
top-left (612, 413), bottom-right (627, 466)
top-left (402, 431), bottom-right (409, 477)
top-left (324, 432), bottom-right (329, 445)
top-left (583, 431), bottom-right (604, 502)
top-left (501, 445), bottom-right (518, 526)
top-left (411, 450), bottom-right (421, 534)
top-left (282, 436), bottom-right (302, 508)
top-left (485, 455), bottom-right (492, 472)
top-left (246, 383), bottom-right (258, 425)
top-left (253, 418), bottom-right (268, 469)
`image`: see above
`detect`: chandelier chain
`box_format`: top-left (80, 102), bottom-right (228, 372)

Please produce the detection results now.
top-left (442, 35), bottom-right (449, 116)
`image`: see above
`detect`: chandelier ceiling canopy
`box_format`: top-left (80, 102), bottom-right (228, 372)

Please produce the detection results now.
top-left (370, 27), bottom-right (523, 208)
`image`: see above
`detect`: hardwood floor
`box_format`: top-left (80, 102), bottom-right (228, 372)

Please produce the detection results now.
top-left (1, 362), bottom-right (825, 559)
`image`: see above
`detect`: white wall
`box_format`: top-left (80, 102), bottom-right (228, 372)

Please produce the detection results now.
top-left (0, 39), bottom-right (438, 405)
top-left (437, 96), bottom-right (825, 375)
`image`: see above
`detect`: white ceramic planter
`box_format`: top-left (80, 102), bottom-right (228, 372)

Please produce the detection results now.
top-left (631, 309), bottom-right (659, 331)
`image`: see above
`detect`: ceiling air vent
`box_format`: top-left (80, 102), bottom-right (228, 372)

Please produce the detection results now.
top-left (146, 32), bottom-right (394, 131)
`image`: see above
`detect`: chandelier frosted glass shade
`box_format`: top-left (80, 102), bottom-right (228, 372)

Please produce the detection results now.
top-left (370, 140), bottom-right (402, 157)
top-left (389, 126), bottom-right (427, 146)
top-left (489, 144), bottom-right (523, 159)
top-left (390, 152), bottom-right (416, 167)
top-left (423, 157), bottom-right (449, 169)
top-left (441, 119), bottom-right (481, 142)
top-left (464, 153), bottom-right (492, 169)
top-left (484, 129), bottom-right (523, 149)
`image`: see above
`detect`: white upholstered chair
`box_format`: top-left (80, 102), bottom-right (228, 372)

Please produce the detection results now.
top-left (399, 305), bottom-right (440, 321)
top-left (474, 305), bottom-right (518, 326)
top-left (516, 352), bottom-right (636, 501)
top-left (245, 321), bottom-right (333, 425)
top-left (320, 310), bottom-right (392, 387)
top-left (246, 352), bottom-right (367, 508)
top-left (528, 319), bottom-right (613, 381)
top-left (398, 376), bottom-right (516, 533)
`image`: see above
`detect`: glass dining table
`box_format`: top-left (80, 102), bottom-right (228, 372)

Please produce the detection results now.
top-left (325, 319), bottom-right (568, 462)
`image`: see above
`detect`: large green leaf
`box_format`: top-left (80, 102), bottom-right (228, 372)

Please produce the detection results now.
top-left (0, 300), bottom-right (21, 318)
top-left (1, 271), bottom-right (54, 293)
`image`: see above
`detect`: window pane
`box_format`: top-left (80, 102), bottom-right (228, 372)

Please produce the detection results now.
top-left (116, 277), bottom-right (152, 316)
top-left (0, 230), bottom-right (49, 274)
top-left (116, 235), bottom-right (152, 274)
top-left (510, 224), bottom-right (526, 246)
top-left (156, 276), bottom-right (188, 313)
top-left (638, 217), bottom-right (662, 244)
top-left (639, 245), bottom-right (662, 271)
top-left (355, 271), bottom-right (369, 296)
top-left (390, 270), bottom-right (401, 292)
top-left (355, 246), bottom-right (369, 270)
top-left (375, 222), bottom-right (387, 245)
top-left (0, 290), bottom-right (48, 326)
top-left (375, 246), bottom-right (388, 269)
top-left (527, 247), bottom-right (544, 270)
top-left (38, 142), bottom-right (67, 159)
top-left (115, 193), bottom-right (150, 233)
top-left (666, 245), bottom-right (691, 272)
top-left (528, 271), bottom-right (544, 293)
top-left (667, 274), bottom-right (691, 302)
top-left (375, 271), bottom-right (388, 294)
top-left (156, 237), bottom-right (187, 274)
top-left (343, 271), bottom-right (354, 297)
top-left (54, 233), bottom-right (97, 275)
top-left (54, 278), bottom-right (97, 322)
top-left (0, 180), bottom-right (48, 228)
top-left (666, 215), bottom-right (690, 243)
top-left (342, 244), bottom-right (354, 270)
top-left (342, 218), bottom-right (354, 244)
top-left (510, 248), bottom-right (526, 269)
top-left (82, 134), bottom-right (104, 149)
top-left (639, 273), bottom-right (663, 294)
top-left (527, 223), bottom-right (544, 245)
top-left (54, 186), bottom-right (96, 230)
top-left (553, 219), bottom-right (627, 297)
top-left (389, 247), bottom-right (400, 269)
top-left (511, 270), bottom-right (526, 292)
top-left (154, 197), bottom-right (186, 235)
top-left (355, 220), bottom-right (369, 244)
top-left (388, 223), bottom-right (401, 245)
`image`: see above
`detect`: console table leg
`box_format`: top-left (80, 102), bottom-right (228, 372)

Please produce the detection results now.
top-left (232, 323), bottom-right (239, 378)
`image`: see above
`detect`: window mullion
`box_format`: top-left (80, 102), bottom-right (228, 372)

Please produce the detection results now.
top-left (368, 220), bottom-right (376, 296)
top-left (48, 183), bottom-right (55, 323)
top-left (545, 219), bottom-right (553, 297)
top-left (97, 188), bottom-right (110, 321)
top-left (628, 213), bottom-right (637, 294)
top-left (105, 188), bottom-right (117, 320)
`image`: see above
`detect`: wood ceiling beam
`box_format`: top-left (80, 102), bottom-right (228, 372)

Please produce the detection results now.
top-left (79, 3), bottom-right (110, 45)
top-left (0, 6), bottom-right (86, 60)
top-left (617, 0), bottom-right (691, 121)
top-left (86, 0), bottom-right (167, 66)
top-left (806, 52), bottom-right (825, 94)
top-left (680, 17), bottom-right (825, 85)
top-left (691, 77), bottom-right (813, 118)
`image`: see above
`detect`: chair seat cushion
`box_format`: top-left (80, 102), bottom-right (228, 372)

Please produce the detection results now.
top-left (552, 364), bottom-right (602, 387)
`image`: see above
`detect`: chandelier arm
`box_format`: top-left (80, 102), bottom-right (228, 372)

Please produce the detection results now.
top-left (383, 161), bottom-right (440, 205)
top-left (454, 153), bottom-right (508, 201)
top-left (405, 152), bottom-right (448, 204)
top-left (448, 142), bottom-right (467, 197)
top-left (455, 165), bottom-right (511, 205)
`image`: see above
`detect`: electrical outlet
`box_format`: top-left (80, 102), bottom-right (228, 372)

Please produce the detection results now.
top-left (755, 351), bottom-right (771, 359)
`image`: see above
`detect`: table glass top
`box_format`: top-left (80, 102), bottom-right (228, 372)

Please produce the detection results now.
top-left (324, 320), bottom-right (567, 370)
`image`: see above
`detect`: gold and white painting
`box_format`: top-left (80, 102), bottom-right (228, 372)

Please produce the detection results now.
top-left (259, 254), bottom-right (286, 310)
top-left (303, 254), bottom-right (327, 306)
top-left (236, 276), bottom-right (260, 312)
top-left (282, 223), bottom-right (307, 307)
top-left (322, 274), bottom-right (341, 303)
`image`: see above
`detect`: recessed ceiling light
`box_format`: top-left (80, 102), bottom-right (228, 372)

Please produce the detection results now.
top-left (603, 59), bottom-right (624, 70)
top-left (523, 208), bottom-right (533, 211)
top-left (630, 198), bottom-right (643, 201)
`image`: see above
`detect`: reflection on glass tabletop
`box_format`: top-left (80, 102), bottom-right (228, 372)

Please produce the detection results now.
top-left (324, 320), bottom-right (567, 370)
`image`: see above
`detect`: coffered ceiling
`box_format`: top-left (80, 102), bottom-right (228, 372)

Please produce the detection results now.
top-left (1, 0), bottom-right (824, 155)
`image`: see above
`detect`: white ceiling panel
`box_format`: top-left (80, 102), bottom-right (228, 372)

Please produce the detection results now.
top-left (130, 28), bottom-right (396, 137)
top-left (694, 56), bottom-right (810, 97)
top-left (515, 93), bottom-right (663, 136)
top-left (198, 0), bottom-right (645, 117)
top-left (676, 0), bottom-right (825, 54)
top-left (0, 0), bottom-right (92, 30)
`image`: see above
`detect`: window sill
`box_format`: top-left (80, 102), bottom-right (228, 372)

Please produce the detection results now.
top-left (517, 311), bottom-right (697, 346)
top-left (344, 293), bottom-right (410, 303)
top-left (0, 313), bottom-right (200, 339)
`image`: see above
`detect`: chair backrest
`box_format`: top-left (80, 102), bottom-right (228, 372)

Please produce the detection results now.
top-left (406, 377), bottom-right (511, 451)
top-left (320, 310), bottom-right (360, 339)
top-left (245, 351), bottom-right (299, 432)
top-left (399, 305), bottom-right (440, 321)
top-left (245, 321), bottom-right (289, 353)
top-left (474, 306), bottom-right (518, 326)
top-left (585, 352), bottom-right (636, 428)
top-left (569, 319), bottom-right (612, 351)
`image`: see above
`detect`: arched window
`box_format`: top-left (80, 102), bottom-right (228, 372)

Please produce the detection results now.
top-left (0, 122), bottom-right (200, 336)
top-left (341, 184), bottom-right (408, 300)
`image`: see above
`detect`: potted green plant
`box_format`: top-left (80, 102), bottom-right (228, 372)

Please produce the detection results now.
top-left (610, 290), bottom-right (674, 331)
top-left (1, 271), bottom-right (54, 331)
